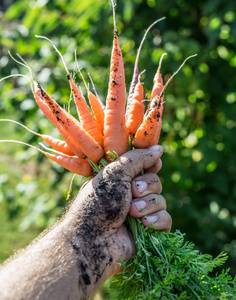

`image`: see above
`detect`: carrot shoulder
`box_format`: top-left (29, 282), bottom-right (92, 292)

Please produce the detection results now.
top-left (103, 3), bottom-right (129, 160)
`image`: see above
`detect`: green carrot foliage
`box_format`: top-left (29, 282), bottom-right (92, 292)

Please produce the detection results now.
top-left (110, 217), bottom-right (236, 299)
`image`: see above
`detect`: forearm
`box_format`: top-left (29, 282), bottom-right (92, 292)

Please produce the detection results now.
top-left (0, 147), bottom-right (166, 299)
top-left (0, 213), bottom-right (112, 300)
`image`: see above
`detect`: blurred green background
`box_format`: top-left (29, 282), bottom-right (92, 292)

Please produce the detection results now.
top-left (0, 0), bottom-right (236, 292)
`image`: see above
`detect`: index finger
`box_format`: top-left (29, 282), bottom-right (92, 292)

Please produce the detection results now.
top-left (101, 145), bottom-right (163, 182)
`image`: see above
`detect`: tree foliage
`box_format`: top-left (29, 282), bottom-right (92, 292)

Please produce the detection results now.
top-left (0, 0), bottom-right (236, 276)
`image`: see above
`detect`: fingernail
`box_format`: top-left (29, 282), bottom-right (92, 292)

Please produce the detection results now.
top-left (146, 215), bottom-right (158, 224)
top-left (149, 145), bottom-right (161, 152)
top-left (135, 181), bottom-right (147, 193)
top-left (134, 200), bottom-right (146, 212)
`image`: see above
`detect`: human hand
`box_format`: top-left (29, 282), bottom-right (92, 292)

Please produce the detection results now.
top-left (0, 146), bottom-right (171, 300)
top-left (67, 146), bottom-right (172, 286)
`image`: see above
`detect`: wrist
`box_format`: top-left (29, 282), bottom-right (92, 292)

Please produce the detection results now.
top-left (61, 210), bottom-right (114, 296)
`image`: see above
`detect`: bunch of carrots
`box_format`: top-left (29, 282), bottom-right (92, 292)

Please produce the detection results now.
top-left (0, 2), bottom-right (195, 176)
top-left (2, 2), bottom-right (236, 299)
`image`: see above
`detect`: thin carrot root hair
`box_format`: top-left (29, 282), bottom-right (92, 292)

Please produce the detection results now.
top-left (147, 53), bottom-right (197, 116)
top-left (88, 73), bottom-right (105, 110)
top-left (159, 54), bottom-right (197, 99)
top-left (0, 139), bottom-right (51, 155)
top-left (77, 67), bottom-right (90, 94)
top-left (0, 74), bottom-right (34, 94)
top-left (0, 118), bottom-right (42, 137)
top-left (138, 69), bottom-right (146, 83)
top-left (38, 142), bottom-right (66, 155)
top-left (126, 17), bottom-right (166, 118)
top-left (0, 118), bottom-right (75, 156)
top-left (0, 139), bottom-right (92, 176)
top-left (157, 52), bottom-right (167, 76)
top-left (16, 53), bottom-right (39, 83)
top-left (36, 35), bottom-right (70, 75)
top-left (8, 51), bottom-right (39, 87)
top-left (110, 0), bottom-right (119, 36)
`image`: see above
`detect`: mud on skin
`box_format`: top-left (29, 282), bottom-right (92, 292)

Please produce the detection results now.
top-left (69, 168), bottom-right (132, 294)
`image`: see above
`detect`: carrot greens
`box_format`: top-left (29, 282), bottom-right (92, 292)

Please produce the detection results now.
top-left (110, 217), bottom-right (236, 299)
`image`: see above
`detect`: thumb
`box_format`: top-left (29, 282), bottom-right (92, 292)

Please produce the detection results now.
top-left (101, 145), bottom-right (163, 182)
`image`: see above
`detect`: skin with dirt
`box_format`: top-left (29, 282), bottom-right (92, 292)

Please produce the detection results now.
top-left (0, 147), bottom-right (170, 300)
top-left (67, 149), bottom-right (164, 295)
top-left (68, 164), bottom-right (133, 292)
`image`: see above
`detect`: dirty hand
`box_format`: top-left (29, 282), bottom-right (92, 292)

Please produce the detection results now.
top-left (67, 145), bottom-right (172, 288)
top-left (0, 146), bottom-right (172, 300)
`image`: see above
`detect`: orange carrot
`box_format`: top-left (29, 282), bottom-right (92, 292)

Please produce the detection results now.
top-left (0, 63), bottom-right (82, 158)
top-left (134, 54), bottom-right (197, 148)
top-left (126, 17), bottom-right (166, 119)
top-left (103, 1), bottom-right (129, 160)
top-left (0, 58), bottom-right (86, 160)
top-left (151, 53), bottom-right (166, 98)
top-left (0, 119), bottom-right (75, 156)
top-left (146, 53), bottom-right (166, 116)
top-left (33, 91), bottom-right (85, 159)
top-left (83, 72), bottom-right (105, 132)
top-left (133, 96), bottom-right (162, 148)
top-left (77, 69), bottom-right (105, 132)
top-left (88, 73), bottom-right (105, 110)
top-left (43, 152), bottom-right (91, 177)
top-left (126, 72), bottom-right (145, 135)
top-left (35, 35), bottom-right (103, 148)
top-left (0, 140), bottom-right (92, 177)
top-left (149, 55), bottom-right (197, 147)
top-left (146, 53), bottom-right (166, 146)
top-left (88, 91), bottom-right (105, 132)
top-left (67, 75), bottom-right (104, 147)
top-left (148, 119), bottom-right (162, 146)
top-left (35, 86), bottom-right (104, 162)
